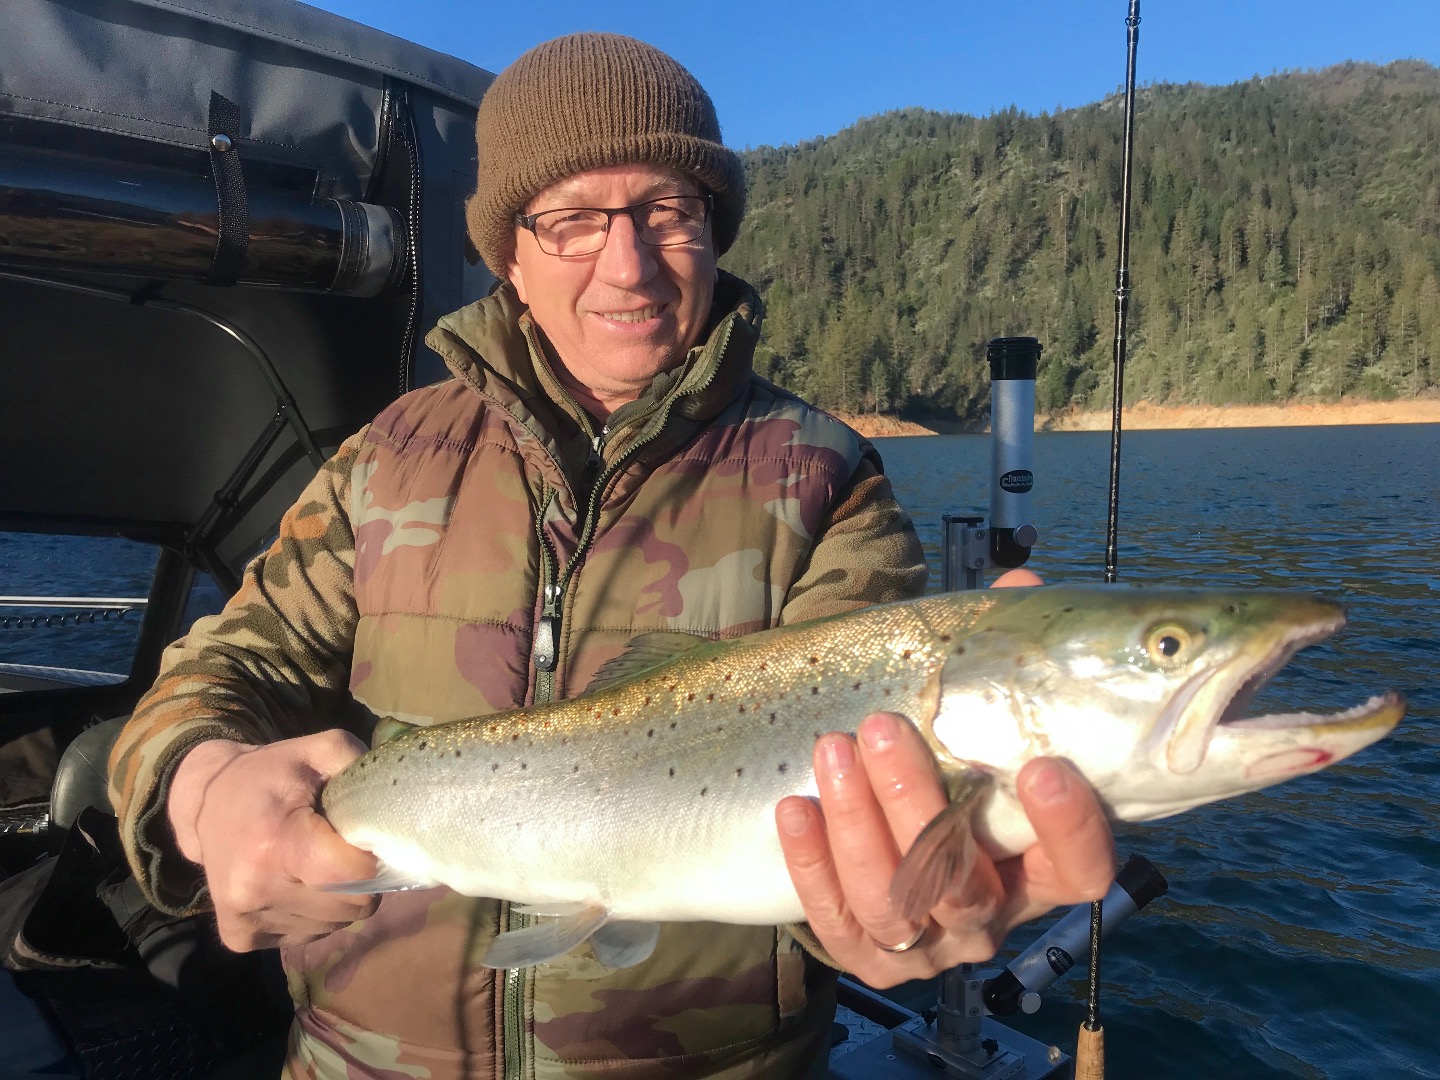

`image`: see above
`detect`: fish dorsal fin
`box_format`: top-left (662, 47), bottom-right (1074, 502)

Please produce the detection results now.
top-left (585, 632), bottom-right (712, 693)
top-left (590, 921), bottom-right (662, 969)
top-left (888, 768), bottom-right (992, 923)
top-left (480, 903), bottom-right (610, 969)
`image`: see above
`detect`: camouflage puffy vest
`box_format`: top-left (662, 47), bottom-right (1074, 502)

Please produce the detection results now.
top-left (280, 279), bottom-right (924, 1079)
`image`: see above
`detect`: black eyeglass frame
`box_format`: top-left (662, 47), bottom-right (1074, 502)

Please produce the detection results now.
top-left (514, 194), bottom-right (714, 257)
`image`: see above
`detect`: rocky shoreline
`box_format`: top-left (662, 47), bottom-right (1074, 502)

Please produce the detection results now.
top-left (836, 397), bottom-right (1440, 437)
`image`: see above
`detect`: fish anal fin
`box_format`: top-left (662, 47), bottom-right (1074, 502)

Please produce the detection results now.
top-left (585, 632), bottom-right (713, 693)
top-left (888, 769), bottom-right (991, 924)
top-left (590, 921), bottom-right (661, 969)
top-left (481, 902), bottom-right (609, 970)
top-left (319, 860), bottom-right (437, 895)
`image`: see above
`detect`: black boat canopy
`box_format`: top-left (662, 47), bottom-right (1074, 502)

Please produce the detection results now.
top-left (1, 0), bottom-right (491, 200)
top-left (0, 0), bottom-right (497, 581)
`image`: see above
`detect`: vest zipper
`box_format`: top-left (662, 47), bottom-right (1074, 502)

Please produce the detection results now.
top-left (500, 318), bottom-right (730, 1080)
top-left (528, 424), bottom-right (608, 707)
top-left (502, 899), bottom-right (529, 1080)
top-left (580, 428), bottom-right (606, 500)
top-left (510, 492), bottom-right (560, 1080)
top-left (531, 490), bottom-right (560, 709)
top-left (528, 330), bottom-right (734, 697)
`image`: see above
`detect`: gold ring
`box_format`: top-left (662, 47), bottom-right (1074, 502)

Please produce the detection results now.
top-left (874, 923), bottom-right (928, 954)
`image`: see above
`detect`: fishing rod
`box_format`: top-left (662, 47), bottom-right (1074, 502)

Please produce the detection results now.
top-left (832, 856), bottom-right (1167, 1079)
top-left (850, 6), bottom-right (1144, 1077)
top-left (1104, 0), bottom-right (1142, 589)
top-left (1077, 4), bottom-right (1143, 1079)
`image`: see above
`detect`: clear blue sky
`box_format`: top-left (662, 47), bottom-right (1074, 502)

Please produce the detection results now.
top-left (305, 0), bottom-right (1438, 149)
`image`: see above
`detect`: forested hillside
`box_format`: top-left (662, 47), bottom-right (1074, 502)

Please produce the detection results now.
top-left (721, 61), bottom-right (1440, 422)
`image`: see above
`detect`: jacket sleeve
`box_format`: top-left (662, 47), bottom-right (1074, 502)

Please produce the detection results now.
top-left (779, 440), bottom-right (929, 626)
top-left (108, 427), bottom-right (371, 914)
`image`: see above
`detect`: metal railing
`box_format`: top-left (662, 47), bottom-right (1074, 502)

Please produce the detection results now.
top-left (0, 596), bottom-right (147, 629)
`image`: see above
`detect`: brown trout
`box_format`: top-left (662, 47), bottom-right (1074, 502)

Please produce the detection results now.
top-left (321, 586), bottom-right (1402, 970)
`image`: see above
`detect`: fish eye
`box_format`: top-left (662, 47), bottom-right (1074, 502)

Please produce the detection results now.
top-left (1144, 624), bottom-right (1195, 664)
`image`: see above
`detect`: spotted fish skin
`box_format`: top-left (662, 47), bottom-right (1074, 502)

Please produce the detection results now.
top-left (321, 585), bottom-right (1402, 933)
top-left (324, 588), bottom-right (970, 925)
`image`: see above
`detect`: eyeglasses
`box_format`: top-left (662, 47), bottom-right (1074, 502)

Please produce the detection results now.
top-left (515, 194), bottom-right (713, 258)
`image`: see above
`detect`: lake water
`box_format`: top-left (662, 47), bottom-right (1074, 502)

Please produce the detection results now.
top-left (2, 423), bottom-right (1437, 1079)
top-left (878, 424), bottom-right (1440, 1080)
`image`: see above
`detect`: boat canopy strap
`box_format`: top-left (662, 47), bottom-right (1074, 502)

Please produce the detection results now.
top-left (206, 91), bottom-right (250, 287)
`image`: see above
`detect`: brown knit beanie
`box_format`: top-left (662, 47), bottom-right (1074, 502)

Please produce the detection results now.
top-left (466, 33), bottom-right (746, 277)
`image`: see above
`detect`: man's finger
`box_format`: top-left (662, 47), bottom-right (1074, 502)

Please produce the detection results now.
top-left (991, 568), bottom-right (1044, 588)
top-left (295, 728), bottom-right (370, 779)
top-left (1015, 758), bottom-right (1115, 900)
top-left (809, 734), bottom-right (922, 944)
top-left (775, 795), bottom-right (861, 941)
top-left (284, 805), bottom-right (380, 890)
top-left (855, 714), bottom-right (1009, 937)
top-left (854, 713), bottom-right (949, 848)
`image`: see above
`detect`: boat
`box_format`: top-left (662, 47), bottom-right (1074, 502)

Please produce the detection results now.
top-left (0, 1), bottom-right (1275, 1077)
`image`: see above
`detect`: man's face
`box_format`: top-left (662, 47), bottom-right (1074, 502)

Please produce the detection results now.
top-left (508, 164), bottom-right (718, 416)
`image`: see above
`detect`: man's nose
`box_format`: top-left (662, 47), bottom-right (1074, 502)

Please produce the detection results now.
top-left (594, 212), bottom-right (656, 287)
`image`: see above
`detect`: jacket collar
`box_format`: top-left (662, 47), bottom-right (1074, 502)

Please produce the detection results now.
top-left (424, 270), bottom-right (764, 438)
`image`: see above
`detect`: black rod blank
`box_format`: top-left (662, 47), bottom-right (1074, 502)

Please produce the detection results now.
top-left (1103, 0), bottom-right (1142, 587)
top-left (1089, 0), bottom-right (1143, 1050)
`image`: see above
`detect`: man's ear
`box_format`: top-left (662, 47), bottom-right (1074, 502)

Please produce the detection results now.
top-left (508, 257), bottom-right (529, 304)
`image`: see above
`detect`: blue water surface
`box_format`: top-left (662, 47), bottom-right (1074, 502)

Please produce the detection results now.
top-left (1, 423), bottom-right (1436, 1079)
top-left (0, 532), bottom-right (156, 674)
top-left (880, 424), bottom-right (1440, 1080)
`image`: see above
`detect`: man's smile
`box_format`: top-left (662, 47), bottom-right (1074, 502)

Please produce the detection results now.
top-left (595, 303), bottom-right (666, 324)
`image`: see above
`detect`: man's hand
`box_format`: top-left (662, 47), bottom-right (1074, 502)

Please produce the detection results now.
top-left (167, 730), bottom-right (380, 951)
top-left (775, 721), bottom-right (1113, 987)
top-left (773, 566), bottom-right (1116, 987)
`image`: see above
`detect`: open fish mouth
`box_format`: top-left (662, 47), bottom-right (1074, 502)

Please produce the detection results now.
top-left (1218, 690), bottom-right (1405, 732)
top-left (1213, 616), bottom-right (1344, 729)
top-left (1166, 608), bottom-right (1401, 772)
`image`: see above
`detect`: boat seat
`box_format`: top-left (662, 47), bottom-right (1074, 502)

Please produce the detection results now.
top-left (5, 719), bottom-right (293, 1079)
top-left (49, 716), bottom-right (128, 854)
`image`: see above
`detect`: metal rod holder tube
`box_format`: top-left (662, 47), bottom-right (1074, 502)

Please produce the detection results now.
top-left (0, 143), bottom-right (406, 296)
top-left (987, 337), bottom-right (1040, 568)
top-left (942, 514), bottom-right (987, 591)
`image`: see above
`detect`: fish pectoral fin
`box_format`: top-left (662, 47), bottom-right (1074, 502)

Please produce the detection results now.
top-left (590, 920), bottom-right (661, 969)
top-left (888, 770), bottom-right (990, 924)
top-left (319, 860), bottom-right (438, 895)
top-left (480, 902), bottom-right (610, 969)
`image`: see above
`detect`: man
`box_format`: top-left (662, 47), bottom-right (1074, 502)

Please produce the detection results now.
top-left (108, 33), bottom-right (1113, 1079)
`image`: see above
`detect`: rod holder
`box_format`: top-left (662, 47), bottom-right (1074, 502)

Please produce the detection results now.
top-left (0, 142), bottom-right (406, 296)
top-left (987, 337), bottom-right (1040, 568)
top-left (942, 513), bottom-right (989, 591)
